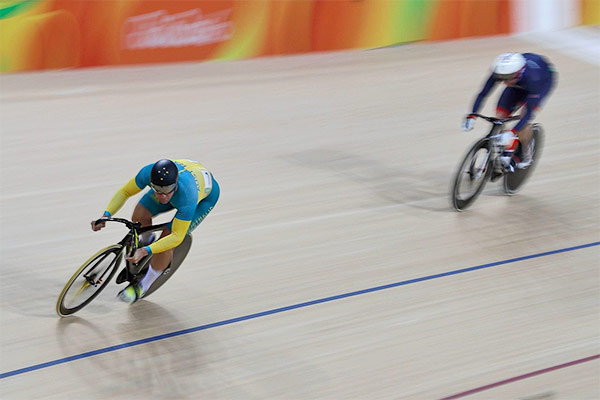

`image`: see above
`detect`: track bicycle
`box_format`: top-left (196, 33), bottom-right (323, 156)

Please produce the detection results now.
top-left (450, 113), bottom-right (544, 211)
top-left (56, 217), bottom-right (192, 317)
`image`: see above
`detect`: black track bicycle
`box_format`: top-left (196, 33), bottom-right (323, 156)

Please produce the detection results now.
top-left (56, 217), bottom-right (192, 317)
top-left (450, 114), bottom-right (544, 211)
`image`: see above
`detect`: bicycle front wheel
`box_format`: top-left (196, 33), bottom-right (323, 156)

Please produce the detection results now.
top-left (451, 138), bottom-right (493, 211)
top-left (56, 244), bottom-right (124, 317)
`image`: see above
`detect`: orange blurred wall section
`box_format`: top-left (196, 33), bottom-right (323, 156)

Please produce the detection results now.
top-left (581, 0), bottom-right (600, 25)
top-left (427, 0), bottom-right (511, 41)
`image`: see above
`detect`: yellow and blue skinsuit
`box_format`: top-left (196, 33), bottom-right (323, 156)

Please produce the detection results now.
top-left (103, 160), bottom-right (220, 255)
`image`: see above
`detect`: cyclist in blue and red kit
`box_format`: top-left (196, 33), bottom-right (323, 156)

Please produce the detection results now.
top-left (462, 52), bottom-right (556, 169)
top-left (91, 159), bottom-right (220, 303)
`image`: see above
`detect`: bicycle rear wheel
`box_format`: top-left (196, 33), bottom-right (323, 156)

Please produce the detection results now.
top-left (140, 234), bottom-right (193, 299)
top-left (504, 124), bottom-right (544, 195)
top-left (451, 138), bottom-right (493, 211)
top-left (56, 244), bottom-right (124, 317)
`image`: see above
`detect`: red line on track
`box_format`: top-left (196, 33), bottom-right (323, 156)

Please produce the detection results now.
top-left (440, 354), bottom-right (600, 400)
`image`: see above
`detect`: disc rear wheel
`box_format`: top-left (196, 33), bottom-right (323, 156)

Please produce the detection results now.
top-left (138, 235), bottom-right (192, 299)
top-left (503, 124), bottom-right (544, 195)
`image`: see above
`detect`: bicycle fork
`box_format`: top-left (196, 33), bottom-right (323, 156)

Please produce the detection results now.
top-left (83, 250), bottom-right (120, 287)
top-left (471, 139), bottom-right (499, 180)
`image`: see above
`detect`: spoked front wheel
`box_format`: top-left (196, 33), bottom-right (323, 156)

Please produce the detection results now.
top-left (503, 124), bottom-right (544, 195)
top-left (56, 245), bottom-right (124, 317)
top-left (451, 138), bottom-right (493, 211)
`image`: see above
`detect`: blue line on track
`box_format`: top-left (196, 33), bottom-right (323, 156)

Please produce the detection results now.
top-left (1, 241), bottom-right (598, 380)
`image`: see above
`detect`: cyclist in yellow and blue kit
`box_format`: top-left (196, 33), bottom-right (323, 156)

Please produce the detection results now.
top-left (91, 159), bottom-right (220, 303)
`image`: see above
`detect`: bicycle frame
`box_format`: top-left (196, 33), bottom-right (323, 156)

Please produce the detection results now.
top-left (92, 217), bottom-right (168, 279)
top-left (471, 113), bottom-right (521, 174)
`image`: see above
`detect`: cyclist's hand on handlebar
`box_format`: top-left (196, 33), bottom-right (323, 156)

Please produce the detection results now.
top-left (461, 114), bottom-right (476, 131)
top-left (126, 247), bottom-right (148, 264)
top-left (91, 216), bottom-right (107, 231)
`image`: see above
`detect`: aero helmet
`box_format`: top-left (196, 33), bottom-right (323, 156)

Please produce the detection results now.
top-left (493, 53), bottom-right (526, 81)
top-left (150, 159), bottom-right (178, 194)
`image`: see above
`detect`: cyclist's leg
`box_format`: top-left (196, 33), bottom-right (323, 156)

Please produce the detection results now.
top-left (150, 176), bottom-right (220, 263)
top-left (140, 177), bottom-right (220, 271)
top-left (148, 226), bottom-right (174, 273)
top-left (143, 178), bottom-right (219, 288)
top-left (137, 191), bottom-right (174, 268)
top-left (132, 203), bottom-right (153, 245)
top-left (518, 76), bottom-right (555, 164)
top-left (526, 73), bottom-right (556, 126)
top-left (117, 192), bottom-right (173, 286)
top-left (496, 86), bottom-right (526, 116)
top-left (135, 191), bottom-right (174, 243)
top-left (119, 193), bottom-right (175, 300)
top-left (129, 178), bottom-right (220, 300)
top-left (518, 115), bottom-right (534, 153)
top-left (496, 87), bottom-right (526, 157)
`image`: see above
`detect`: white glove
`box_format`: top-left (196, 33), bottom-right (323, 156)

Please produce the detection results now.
top-left (462, 115), bottom-right (476, 131)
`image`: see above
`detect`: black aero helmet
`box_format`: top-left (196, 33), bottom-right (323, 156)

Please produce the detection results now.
top-left (150, 159), bottom-right (178, 194)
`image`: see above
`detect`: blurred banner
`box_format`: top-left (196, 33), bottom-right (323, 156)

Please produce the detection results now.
top-left (0, 0), bottom-right (594, 72)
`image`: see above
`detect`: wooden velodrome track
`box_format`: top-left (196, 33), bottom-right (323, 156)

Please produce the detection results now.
top-left (1, 28), bottom-right (599, 399)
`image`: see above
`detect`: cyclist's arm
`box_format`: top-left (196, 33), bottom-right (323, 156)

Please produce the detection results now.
top-left (471, 74), bottom-right (498, 114)
top-left (146, 217), bottom-right (190, 254)
top-left (104, 177), bottom-right (144, 217)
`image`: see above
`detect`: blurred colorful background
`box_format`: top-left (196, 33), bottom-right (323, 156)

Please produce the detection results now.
top-left (1, 0), bottom-right (598, 72)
